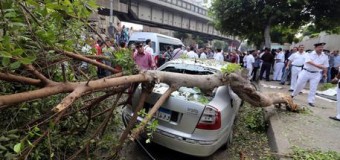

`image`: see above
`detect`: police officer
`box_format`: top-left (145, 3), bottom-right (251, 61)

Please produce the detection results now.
top-left (291, 43), bottom-right (329, 107)
top-left (286, 45), bottom-right (306, 91)
top-left (330, 71), bottom-right (340, 121)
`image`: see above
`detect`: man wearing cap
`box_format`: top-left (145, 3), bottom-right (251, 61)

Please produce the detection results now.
top-left (286, 45), bottom-right (306, 91)
top-left (133, 42), bottom-right (155, 70)
top-left (291, 43), bottom-right (329, 107)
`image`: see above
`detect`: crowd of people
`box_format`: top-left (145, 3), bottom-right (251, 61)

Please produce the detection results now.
top-left (80, 36), bottom-right (340, 122)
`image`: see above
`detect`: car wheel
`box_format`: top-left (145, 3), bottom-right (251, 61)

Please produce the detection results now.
top-left (221, 128), bottom-right (233, 150)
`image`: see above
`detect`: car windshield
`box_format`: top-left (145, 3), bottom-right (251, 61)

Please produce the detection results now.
top-left (161, 64), bottom-right (215, 75)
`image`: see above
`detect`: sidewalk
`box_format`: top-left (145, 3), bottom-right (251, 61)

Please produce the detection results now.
top-left (260, 81), bottom-right (340, 158)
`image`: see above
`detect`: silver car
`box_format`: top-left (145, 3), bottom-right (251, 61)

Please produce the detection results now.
top-left (122, 58), bottom-right (242, 157)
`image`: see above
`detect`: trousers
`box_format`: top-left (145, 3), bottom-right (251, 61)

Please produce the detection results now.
top-left (259, 62), bottom-right (271, 81)
top-left (337, 87), bottom-right (340, 119)
top-left (290, 66), bottom-right (303, 90)
top-left (273, 62), bottom-right (284, 80)
top-left (247, 66), bottom-right (253, 80)
top-left (292, 70), bottom-right (322, 103)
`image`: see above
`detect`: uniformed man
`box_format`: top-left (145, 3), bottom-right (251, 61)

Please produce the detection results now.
top-left (291, 43), bottom-right (329, 107)
top-left (286, 45), bottom-right (306, 91)
top-left (330, 71), bottom-right (340, 121)
top-left (273, 48), bottom-right (285, 81)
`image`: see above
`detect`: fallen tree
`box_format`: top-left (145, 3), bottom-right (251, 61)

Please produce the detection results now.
top-left (0, 0), bottom-right (297, 159)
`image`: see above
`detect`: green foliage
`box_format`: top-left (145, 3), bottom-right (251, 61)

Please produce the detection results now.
top-left (0, 0), bottom-right (131, 159)
top-left (210, 0), bottom-right (340, 46)
top-left (198, 96), bottom-right (209, 105)
top-left (112, 48), bottom-right (135, 74)
top-left (226, 103), bottom-right (273, 159)
top-left (137, 109), bottom-right (159, 144)
top-left (221, 63), bottom-right (242, 74)
top-left (319, 83), bottom-right (336, 91)
top-left (244, 107), bottom-right (266, 131)
top-left (291, 146), bottom-right (340, 160)
top-left (212, 40), bottom-right (224, 50)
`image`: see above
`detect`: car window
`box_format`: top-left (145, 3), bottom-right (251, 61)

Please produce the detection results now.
top-left (161, 66), bottom-right (214, 75)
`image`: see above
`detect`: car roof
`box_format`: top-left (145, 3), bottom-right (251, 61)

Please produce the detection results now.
top-left (161, 58), bottom-right (228, 72)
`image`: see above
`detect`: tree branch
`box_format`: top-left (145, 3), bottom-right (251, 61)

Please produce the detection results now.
top-left (0, 72), bottom-right (41, 86)
top-left (131, 86), bottom-right (178, 139)
top-left (52, 87), bottom-right (87, 112)
top-left (25, 64), bottom-right (54, 85)
top-left (55, 49), bottom-right (119, 73)
top-left (115, 83), bottom-right (153, 154)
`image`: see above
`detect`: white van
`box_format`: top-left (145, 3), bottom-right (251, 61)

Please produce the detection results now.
top-left (128, 32), bottom-right (184, 64)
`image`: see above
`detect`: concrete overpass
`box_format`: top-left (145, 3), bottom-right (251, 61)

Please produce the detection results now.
top-left (96, 0), bottom-right (235, 42)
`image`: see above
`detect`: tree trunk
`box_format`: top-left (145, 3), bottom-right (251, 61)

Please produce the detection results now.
top-left (264, 24), bottom-right (271, 48)
top-left (264, 17), bottom-right (274, 48)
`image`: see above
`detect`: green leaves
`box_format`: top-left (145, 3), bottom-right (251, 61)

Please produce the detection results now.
top-left (13, 143), bottom-right (22, 153)
top-left (221, 63), bottom-right (242, 74)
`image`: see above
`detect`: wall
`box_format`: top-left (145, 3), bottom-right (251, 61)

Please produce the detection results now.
top-left (292, 33), bottom-right (340, 51)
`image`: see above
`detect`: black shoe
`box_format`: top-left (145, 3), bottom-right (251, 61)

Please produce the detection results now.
top-left (280, 82), bottom-right (285, 85)
top-left (329, 116), bottom-right (340, 122)
top-left (289, 89), bottom-right (293, 92)
top-left (291, 95), bottom-right (294, 98)
top-left (308, 103), bottom-right (315, 107)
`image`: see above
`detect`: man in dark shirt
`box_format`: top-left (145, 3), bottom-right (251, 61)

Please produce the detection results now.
top-left (259, 48), bottom-right (274, 81)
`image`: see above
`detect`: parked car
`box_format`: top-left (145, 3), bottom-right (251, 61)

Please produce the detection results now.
top-left (122, 58), bottom-right (243, 157)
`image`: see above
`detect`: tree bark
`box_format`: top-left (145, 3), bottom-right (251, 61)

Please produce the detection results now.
top-left (264, 17), bottom-right (274, 48)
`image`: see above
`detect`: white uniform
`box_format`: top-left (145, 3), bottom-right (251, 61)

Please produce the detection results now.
top-left (288, 51), bottom-right (306, 90)
top-left (187, 51), bottom-right (198, 58)
top-left (246, 54), bottom-right (255, 79)
top-left (243, 55), bottom-right (248, 68)
top-left (273, 52), bottom-right (285, 81)
top-left (336, 81), bottom-right (340, 119)
top-left (292, 51), bottom-right (329, 104)
top-left (214, 52), bottom-right (224, 62)
top-left (200, 52), bottom-right (207, 59)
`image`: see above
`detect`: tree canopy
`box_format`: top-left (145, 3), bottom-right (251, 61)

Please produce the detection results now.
top-left (210, 0), bottom-right (340, 48)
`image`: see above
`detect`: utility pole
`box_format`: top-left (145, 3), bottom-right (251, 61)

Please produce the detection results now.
top-left (108, 0), bottom-right (114, 38)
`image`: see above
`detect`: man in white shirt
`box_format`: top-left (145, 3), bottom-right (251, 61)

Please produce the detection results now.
top-left (186, 46), bottom-right (199, 58)
top-left (144, 39), bottom-right (154, 56)
top-left (200, 48), bottom-right (207, 59)
top-left (291, 43), bottom-right (329, 107)
top-left (286, 45), bottom-right (306, 91)
top-left (273, 48), bottom-right (285, 81)
top-left (246, 50), bottom-right (255, 80)
top-left (243, 53), bottom-right (249, 68)
top-left (214, 49), bottom-right (224, 62)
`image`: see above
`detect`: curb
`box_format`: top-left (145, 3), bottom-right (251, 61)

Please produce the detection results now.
top-left (264, 107), bottom-right (291, 159)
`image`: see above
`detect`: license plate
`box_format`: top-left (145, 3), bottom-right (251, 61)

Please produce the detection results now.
top-left (156, 108), bottom-right (172, 122)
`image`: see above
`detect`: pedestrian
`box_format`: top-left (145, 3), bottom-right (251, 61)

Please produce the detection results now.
top-left (273, 48), bottom-right (285, 81)
top-left (186, 46), bottom-right (199, 58)
top-left (200, 47), bottom-right (207, 59)
top-left (331, 50), bottom-right (340, 80)
top-left (243, 52), bottom-right (249, 68)
top-left (330, 71), bottom-right (340, 122)
top-left (259, 48), bottom-right (274, 81)
top-left (214, 49), bottom-right (224, 62)
top-left (133, 42), bottom-right (156, 70)
top-left (252, 50), bottom-right (261, 81)
top-left (280, 47), bottom-right (297, 85)
top-left (291, 42), bottom-right (329, 107)
top-left (171, 46), bottom-right (184, 60)
top-left (286, 45), bottom-right (306, 91)
top-left (246, 50), bottom-right (255, 80)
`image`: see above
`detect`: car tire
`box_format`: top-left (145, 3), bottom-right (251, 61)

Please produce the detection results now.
top-left (221, 128), bottom-right (233, 150)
